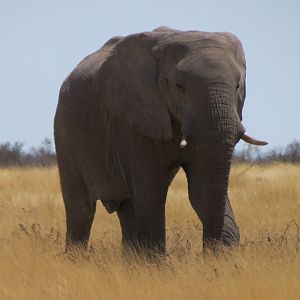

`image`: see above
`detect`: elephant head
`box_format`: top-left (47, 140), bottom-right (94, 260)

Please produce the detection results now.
top-left (96, 29), bottom-right (266, 150)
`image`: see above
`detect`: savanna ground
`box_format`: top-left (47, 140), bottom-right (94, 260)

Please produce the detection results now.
top-left (0, 164), bottom-right (299, 299)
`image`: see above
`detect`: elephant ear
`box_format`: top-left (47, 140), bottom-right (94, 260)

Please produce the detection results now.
top-left (94, 33), bottom-right (172, 141)
top-left (220, 32), bottom-right (246, 121)
top-left (235, 40), bottom-right (246, 121)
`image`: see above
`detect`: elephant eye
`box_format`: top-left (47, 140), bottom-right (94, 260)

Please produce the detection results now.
top-left (176, 83), bottom-right (185, 92)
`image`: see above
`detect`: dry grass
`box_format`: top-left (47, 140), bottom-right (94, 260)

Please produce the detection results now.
top-left (0, 164), bottom-right (299, 299)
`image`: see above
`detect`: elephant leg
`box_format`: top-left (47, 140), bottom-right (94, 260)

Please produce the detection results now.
top-left (183, 165), bottom-right (240, 249)
top-left (65, 194), bottom-right (96, 250)
top-left (57, 158), bottom-right (96, 250)
top-left (116, 199), bottom-right (137, 248)
top-left (113, 123), bottom-right (169, 254)
top-left (221, 196), bottom-right (240, 245)
top-left (131, 185), bottom-right (168, 255)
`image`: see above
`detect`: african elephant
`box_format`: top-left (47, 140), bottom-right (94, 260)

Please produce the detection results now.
top-left (54, 26), bottom-right (267, 254)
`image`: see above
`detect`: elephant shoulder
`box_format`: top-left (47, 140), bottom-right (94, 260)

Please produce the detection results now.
top-left (57, 35), bottom-right (124, 114)
top-left (67, 36), bottom-right (124, 83)
top-left (103, 35), bottom-right (123, 47)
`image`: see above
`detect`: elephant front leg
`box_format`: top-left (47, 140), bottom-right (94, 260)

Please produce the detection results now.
top-left (200, 190), bottom-right (240, 249)
top-left (113, 122), bottom-right (170, 255)
top-left (132, 186), bottom-right (168, 255)
top-left (221, 196), bottom-right (240, 246)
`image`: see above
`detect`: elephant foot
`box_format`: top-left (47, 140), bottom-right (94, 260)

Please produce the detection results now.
top-left (221, 222), bottom-right (240, 247)
top-left (202, 221), bottom-right (240, 254)
top-left (64, 237), bottom-right (90, 255)
top-left (121, 238), bottom-right (166, 261)
top-left (221, 197), bottom-right (240, 246)
top-left (132, 243), bottom-right (166, 262)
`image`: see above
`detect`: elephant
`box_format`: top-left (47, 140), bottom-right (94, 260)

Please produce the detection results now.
top-left (54, 26), bottom-right (267, 254)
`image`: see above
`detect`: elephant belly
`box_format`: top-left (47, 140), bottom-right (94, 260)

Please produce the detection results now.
top-left (87, 176), bottom-right (129, 214)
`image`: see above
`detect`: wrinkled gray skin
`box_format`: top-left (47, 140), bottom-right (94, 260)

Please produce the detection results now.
top-left (54, 26), bottom-right (247, 253)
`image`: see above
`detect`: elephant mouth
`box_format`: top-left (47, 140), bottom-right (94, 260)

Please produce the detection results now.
top-left (180, 132), bottom-right (268, 148)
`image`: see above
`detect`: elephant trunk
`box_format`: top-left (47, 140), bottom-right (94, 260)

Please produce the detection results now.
top-left (197, 136), bottom-right (239, 247)
top-left (201, 153), bottom-right (233, 245)
top-left (180, 85), bottom-right (242, 247)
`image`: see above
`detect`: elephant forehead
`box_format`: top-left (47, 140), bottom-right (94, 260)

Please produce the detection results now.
top-left (160, 31), bottom-right (235, 50)
top-left (175, 51), bottom-right (239, 84)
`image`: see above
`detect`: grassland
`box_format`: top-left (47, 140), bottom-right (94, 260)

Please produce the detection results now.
top-left (0, 164), bottom-right (299, 299)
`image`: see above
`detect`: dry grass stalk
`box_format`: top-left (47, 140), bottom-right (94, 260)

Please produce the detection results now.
top-left (0, 164), bottom-right (299, 299)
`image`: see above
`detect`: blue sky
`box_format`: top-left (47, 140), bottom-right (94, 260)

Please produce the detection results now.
top-left (1, 0), bottom-right (299, 151)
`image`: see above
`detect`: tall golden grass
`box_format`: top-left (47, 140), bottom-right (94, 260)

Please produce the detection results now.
top-left (0, 164), bottom-right (299, 299)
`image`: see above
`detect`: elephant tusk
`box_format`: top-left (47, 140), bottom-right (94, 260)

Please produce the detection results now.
top-left (241, 133), bottom-right (268, 146)
top-left (180, 138), bottom-right (188, 148)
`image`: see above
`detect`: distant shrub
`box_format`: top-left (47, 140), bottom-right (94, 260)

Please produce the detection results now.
top-left (0, 138), bottom-right (56, 167)
top-left (0, 138), bottom-right (299, 167)
top-left (233, 140), bottom-right (300, 164)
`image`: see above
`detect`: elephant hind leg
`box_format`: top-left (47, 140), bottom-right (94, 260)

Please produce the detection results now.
top-left (57, 156), bottom-right (96, 250)
top-left (116, 199), bottom-right (137, 248)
